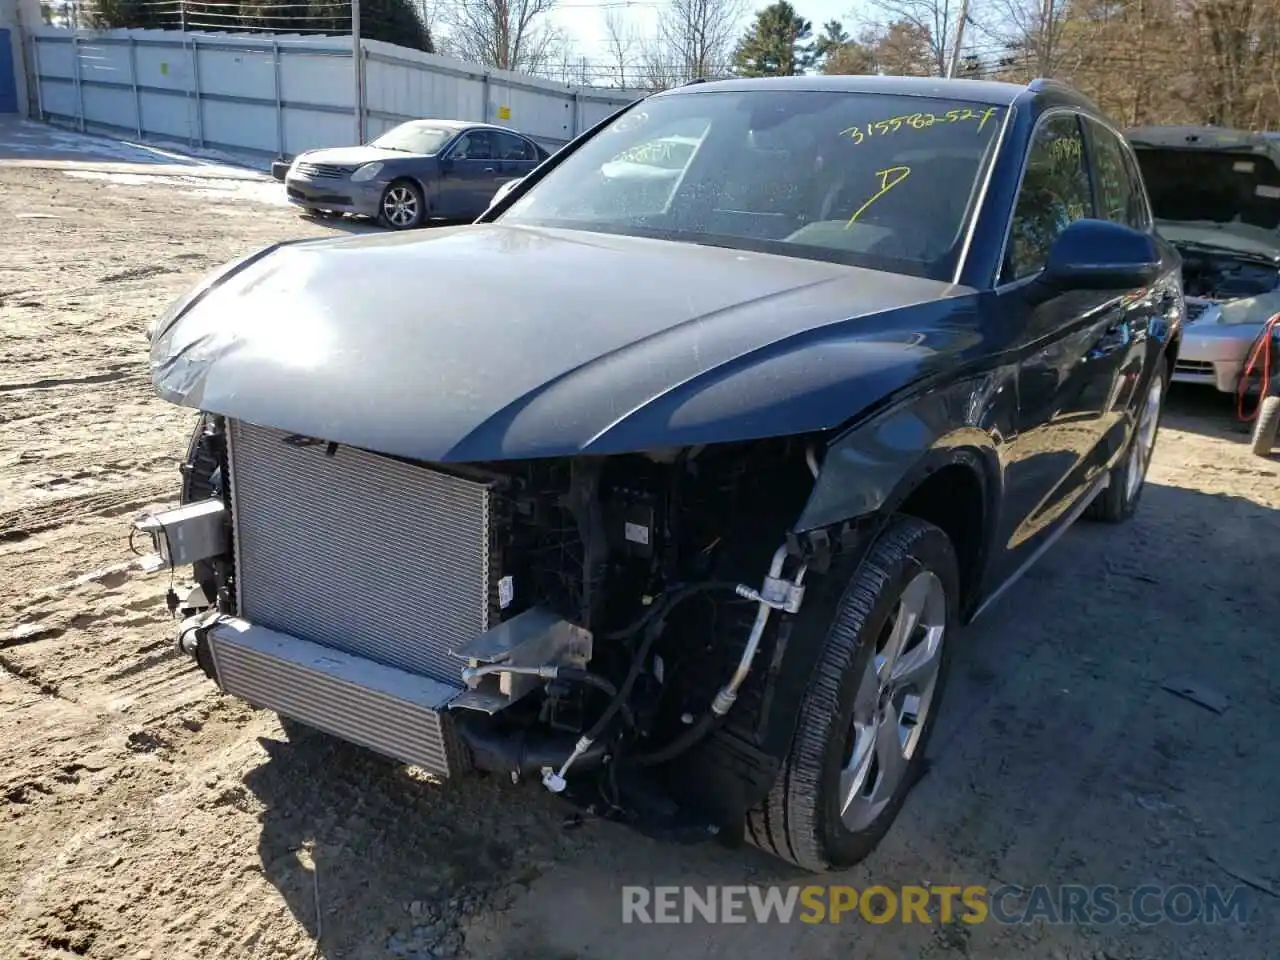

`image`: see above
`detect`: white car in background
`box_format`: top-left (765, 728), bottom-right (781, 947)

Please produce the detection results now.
top-left (1128, 125), bottom-right (1280, 394)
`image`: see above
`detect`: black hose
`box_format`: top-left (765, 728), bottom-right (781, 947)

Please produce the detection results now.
top-left (581, 580), bottom-right (742, 746)
top-left (582, 616), bottom-right (663, 744)
top-left (556, 667), bottom-right (635, 729)
top-left (602, 580), bottom-right (741, 640)
top-left (627, 710), bottom-right (724, 768)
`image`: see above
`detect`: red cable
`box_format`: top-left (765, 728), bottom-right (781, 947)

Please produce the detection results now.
top-left (1236, 312), bottom-right (1280, 422)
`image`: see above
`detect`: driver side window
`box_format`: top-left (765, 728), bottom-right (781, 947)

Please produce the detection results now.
top-left (452, 131), bottom-right (493, 161)
top-left (1001, 113), bottom-right (1093, 284)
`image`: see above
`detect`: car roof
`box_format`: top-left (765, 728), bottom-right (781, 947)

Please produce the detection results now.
top-left (395, 118), bottom-right (527, 135)
top-left (649, 74), bottom-right (1092, 110)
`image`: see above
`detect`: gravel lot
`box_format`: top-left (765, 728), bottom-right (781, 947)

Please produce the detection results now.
top-left (2, 122), bottom-right (1279, 960)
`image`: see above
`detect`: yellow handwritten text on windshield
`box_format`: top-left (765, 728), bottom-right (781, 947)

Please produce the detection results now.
top-left (839, 107), bottom-right (1001, 145)
top-left (846, 166), bottom-right (912, 228)
top-left (1049, 136), bottom-right (1082, 164)
top-left (614, 141), bottom-right (677, 164)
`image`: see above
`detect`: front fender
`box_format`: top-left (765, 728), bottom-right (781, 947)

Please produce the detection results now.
top-left (748, 371), bottom-right (1013, 791)
top-left (796, 370), bottom-right (1012, 531)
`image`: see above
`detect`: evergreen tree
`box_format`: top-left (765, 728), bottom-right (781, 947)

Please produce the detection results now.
top-left (731, 1), bottom-right (816, 77)
top-left (813, 19), bottom-right (849, 66)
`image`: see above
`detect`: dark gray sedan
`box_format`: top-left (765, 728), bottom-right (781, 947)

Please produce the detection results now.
top-left (283, 119), bottom-right (550, 229)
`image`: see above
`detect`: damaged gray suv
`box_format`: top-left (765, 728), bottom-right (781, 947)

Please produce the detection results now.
top-left (135, 75), bottom-right (1181, 871)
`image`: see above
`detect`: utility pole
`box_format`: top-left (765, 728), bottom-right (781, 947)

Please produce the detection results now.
top-left (945, 0), bottom-right (970, 78)
top-left (352, 0), bottom-right (364, 143)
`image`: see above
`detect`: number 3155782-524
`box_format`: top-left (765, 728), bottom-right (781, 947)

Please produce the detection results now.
top-left (840, 107), bottom-right (1002, 145)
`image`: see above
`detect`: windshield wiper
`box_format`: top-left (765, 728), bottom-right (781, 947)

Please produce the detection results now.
top-left (1169, 238), bottom-right (1278, 265)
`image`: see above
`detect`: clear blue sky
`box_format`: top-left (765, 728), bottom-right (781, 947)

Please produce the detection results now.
top-left (548, 0), bottom-right (865, 67)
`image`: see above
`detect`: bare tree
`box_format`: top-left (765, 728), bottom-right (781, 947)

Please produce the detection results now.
top-left (638, 0), bottom-right (746, 88)
top-left (984, 0), bottom-right (1075, 78)
top-left (416, 0), bottom-right (448, 42)
top-left (868, 0), bottom-right (969, 75)
top-left (444, 0), bottom-right (564, 73)
top-left (603, 7), bottom-right (642, 88)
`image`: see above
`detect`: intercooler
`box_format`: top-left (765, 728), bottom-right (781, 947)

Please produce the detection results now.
top-left (203, 420), bottom-right (502, 777)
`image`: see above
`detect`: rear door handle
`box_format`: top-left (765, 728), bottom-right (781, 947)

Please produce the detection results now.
top-left (483, 167), bottom-right (495, 173)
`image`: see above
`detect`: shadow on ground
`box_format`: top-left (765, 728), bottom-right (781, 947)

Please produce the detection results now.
top-left (1165, 382), bottom-right (1270, 442)
top-left (241, 481), bottom-right (1280, 960)
top-left (297, 211), bottom-right (473, 237)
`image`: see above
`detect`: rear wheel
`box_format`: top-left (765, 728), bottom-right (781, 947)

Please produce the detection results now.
top-left (746, 515), bottom-right (958, 872)
top-left (1086, 362), bottom-right (1168, 523)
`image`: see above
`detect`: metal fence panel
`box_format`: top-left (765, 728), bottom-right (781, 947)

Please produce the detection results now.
top-left (30, 26), bottom-right (642, 161)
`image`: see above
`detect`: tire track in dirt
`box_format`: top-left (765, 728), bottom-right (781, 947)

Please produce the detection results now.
top-left (0, 477), bottom-right (175, 542)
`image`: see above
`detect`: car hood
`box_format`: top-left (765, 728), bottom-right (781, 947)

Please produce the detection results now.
top-left (296, 146), bottom-right (418, 166)
top-left (150, 224), bottom-right (977, 462)
top-left (1130, 133), bottom-right (1280, 241)
top-left (1156, 221), bottom-right (1280, 262)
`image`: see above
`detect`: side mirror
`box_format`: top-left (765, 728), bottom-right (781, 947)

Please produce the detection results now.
top-left (1041, 218), bottom-right (1161, 292)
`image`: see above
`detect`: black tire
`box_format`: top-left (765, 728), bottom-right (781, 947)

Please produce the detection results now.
top-left (1251, 395), bottom-right (1280, 457)
top-left (378, 179), bottom-right (426, 230)
top-left (745, 515), bottom-right (959, 872)
top-left (1086, 360), bottom-right (1169, 523)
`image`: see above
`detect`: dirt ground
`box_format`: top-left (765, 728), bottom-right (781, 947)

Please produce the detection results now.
top-left (2, 121), bottom-right (1279, 960)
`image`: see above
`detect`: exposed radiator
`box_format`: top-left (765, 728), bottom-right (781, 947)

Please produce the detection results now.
top-left (207, 617), bottom-right (461, 778)
top-left (226, 420), bottom-right (497, 685)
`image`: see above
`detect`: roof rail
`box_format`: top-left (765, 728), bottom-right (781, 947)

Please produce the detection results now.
top-left (681, 77), bottom-right (713, 86)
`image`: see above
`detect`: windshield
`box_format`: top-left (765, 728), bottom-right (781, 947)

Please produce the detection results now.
top-left (370, 122), bottom-right (455, 155)
top-left (1133, 147), bottom-right (1280, 232)
top-left (498, 90), bottom-right (1007, 279)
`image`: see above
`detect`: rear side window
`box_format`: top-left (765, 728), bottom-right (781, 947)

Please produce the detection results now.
top-left (1002, 113), bottom-right (1093, 283)
top-left (1085, 117), bottom-right (1148, 230)
top-left (495, 132), bottom-right (537, 161)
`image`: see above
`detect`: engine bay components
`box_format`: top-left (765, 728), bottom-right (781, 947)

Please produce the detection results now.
top-left (132, 498), bottom-right (228, 571)
top-left (450, 606), bottom-right (593, 713)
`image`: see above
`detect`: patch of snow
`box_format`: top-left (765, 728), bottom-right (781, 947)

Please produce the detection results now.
top-left (5, 119), bottom-right (268, 172)
top-left (61, 169), bottom-right (290, 207)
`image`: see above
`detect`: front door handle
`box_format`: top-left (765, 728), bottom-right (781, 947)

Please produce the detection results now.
top-left (483, 167), bottom-right (495, 173)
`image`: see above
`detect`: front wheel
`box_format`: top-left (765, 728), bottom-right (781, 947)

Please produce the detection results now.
top-left (746, 515), bottom-right (959, 872)
top-left (1086, 362), bottom-right (1169, 523)
top-left (379, 180), bottom-right (425, 230)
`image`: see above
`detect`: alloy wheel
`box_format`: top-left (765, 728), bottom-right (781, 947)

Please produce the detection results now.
top-left (1125, 375), bottom-right (1164, 503)
top-left (382, 186), bottom-right (420, 228)
top-left (839, 569), bottom-right (947, 833)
